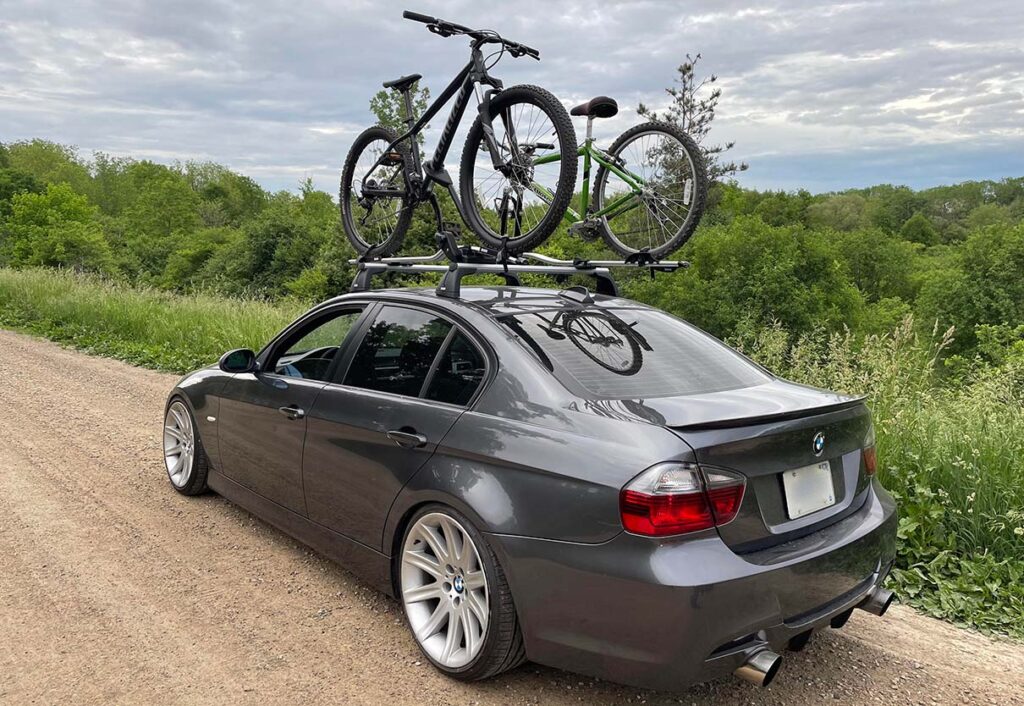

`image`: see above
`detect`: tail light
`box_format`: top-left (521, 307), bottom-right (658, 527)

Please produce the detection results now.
top-left (619, 462), bottom-right (745, 537)
top-left (862, 425), bottom-right (877, 476)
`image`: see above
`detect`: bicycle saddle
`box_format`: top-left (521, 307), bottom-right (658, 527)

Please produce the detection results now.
top-left (383, 73), bottom-right (422, 91)
top-left (570, 96), bottom-right (618, 119)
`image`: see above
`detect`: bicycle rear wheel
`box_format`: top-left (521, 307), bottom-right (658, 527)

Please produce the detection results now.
top-left (459, 85), bottom-right (577, 254)
top-left (340, 125), bottom-right (414, 256)
top-left (592, 121), bottom-right (707, 259)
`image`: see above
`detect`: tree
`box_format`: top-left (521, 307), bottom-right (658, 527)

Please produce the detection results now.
top-left (2, 184), bottom-right (113, 272)
top-left (899, 212), bottom-right (939, 246)
top-left (0, 168), bottom-right (43, 218)
top-left (915, 224), bottom-right (1024, 353)
top-left (638, 54), bottom-right (748, 181)
top-left (625, 216), bottom-right (864, 340)
top-left (4, 140), bottom-right (93, 197)
top-left (369, 82), bottom-right (431, 137)
top-left (805, 194), bottom-right (868, 232)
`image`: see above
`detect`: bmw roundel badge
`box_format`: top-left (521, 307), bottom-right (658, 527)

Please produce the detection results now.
top-left (812, 431), bottom-right (826, 456)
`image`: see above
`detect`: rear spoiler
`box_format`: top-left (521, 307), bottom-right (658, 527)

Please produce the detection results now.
top-left (671, 396), bottom-right (867, 432)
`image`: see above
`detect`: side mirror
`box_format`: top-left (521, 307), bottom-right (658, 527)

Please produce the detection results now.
top-left (219, 348), bottom-right (257, 374)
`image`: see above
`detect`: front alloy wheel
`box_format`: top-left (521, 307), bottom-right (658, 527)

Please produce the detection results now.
top-left (399, 506), bottom-right (526, 680)
top-left (163, 399), bottom-right (209, 496)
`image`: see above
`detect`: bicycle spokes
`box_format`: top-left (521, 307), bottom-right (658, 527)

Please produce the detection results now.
top-left (599, 130), bottom-right (697, 252)
top-left (352, 138), bottom-right (408, 247)
top-left (470, 101), bottom-right (566, 239)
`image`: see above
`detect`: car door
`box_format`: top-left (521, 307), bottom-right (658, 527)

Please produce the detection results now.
top-left (302, 303), bottom-right (489, 549)
top-left (216, 305), bottom-right (367, 515)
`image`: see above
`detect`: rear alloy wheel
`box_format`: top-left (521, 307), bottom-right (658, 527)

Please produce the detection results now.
top-left (163, 399), bottom-right (209, 496)
top-left (399, 506), bottom-right (525, 680)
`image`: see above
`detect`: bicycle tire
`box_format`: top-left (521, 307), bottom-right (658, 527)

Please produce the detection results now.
top-left (592, 121), bottom-right (708, 259)
top-left (340, 125), bottom-right (414, 256)
top-left (459, 85), bottom-right (577, 254)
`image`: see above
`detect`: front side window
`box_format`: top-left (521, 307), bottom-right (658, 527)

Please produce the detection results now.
top-left (271, 309), bottom-right (363, 382)
top-left (344, 306), bottom-right (452, 397)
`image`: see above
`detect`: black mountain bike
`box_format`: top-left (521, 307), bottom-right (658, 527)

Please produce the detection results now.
top-left (340, 11), bottom-right (578, 257)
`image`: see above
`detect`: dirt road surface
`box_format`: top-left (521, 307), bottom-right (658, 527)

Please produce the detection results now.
top-left (2, 328), bottom-right (1022, 705)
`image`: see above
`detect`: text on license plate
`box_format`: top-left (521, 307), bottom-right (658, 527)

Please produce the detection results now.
top-left (782, 461), bottom-right (835, 520)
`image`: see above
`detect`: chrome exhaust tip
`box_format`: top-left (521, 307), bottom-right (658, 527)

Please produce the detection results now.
top-left (734, 649), bottom-right (782, 687)
top-left (859, 587), bottom-right (895, 617)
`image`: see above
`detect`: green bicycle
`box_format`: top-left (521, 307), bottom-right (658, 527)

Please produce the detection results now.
top-left (483, 95), bottom-right (708, 259)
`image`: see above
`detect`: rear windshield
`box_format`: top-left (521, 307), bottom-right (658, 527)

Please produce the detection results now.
top-left (499, 307), bottom-right (769, 398)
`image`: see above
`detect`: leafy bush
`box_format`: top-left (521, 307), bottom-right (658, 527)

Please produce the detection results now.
top-left (735, 319), bottom-right (1024, 636)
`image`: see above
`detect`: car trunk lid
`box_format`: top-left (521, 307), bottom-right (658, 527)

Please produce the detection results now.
top-left (622, 379), bottom-right (873, 551)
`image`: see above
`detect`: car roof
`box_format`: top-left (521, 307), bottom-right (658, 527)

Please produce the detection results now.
top-left (317, 286), bottom-right (649, 319)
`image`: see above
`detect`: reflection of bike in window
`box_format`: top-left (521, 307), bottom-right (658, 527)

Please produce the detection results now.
top-left (539, 310), bottom-right (650, 376)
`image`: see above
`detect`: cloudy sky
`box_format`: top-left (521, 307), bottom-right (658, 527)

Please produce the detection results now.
top-left (3, 0), bottom-right (1023, 194)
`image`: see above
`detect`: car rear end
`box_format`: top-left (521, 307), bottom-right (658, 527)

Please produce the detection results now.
top-left (489, 296), bottom-right (897, 690)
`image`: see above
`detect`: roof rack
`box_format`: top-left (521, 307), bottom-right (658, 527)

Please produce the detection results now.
top-left (348, 244), bottom-right (689, 299)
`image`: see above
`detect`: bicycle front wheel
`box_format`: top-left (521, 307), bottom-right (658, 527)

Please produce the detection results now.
top-left (592, 121), bottom-right (707, 259)
top-left (459, 85), bottom-right (577, 254)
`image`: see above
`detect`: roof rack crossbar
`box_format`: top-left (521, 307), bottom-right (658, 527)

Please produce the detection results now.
top-left (347, 248), bottom-right (688, 298)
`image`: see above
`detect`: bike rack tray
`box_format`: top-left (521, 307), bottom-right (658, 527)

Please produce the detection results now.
top-left (348, 248), bottom-right (689, 299)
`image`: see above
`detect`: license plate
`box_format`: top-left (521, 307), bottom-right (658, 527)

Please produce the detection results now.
top-left (782, 461), bottom-right (835, 519)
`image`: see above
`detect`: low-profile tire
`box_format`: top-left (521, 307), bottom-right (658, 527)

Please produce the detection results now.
top-left (398, 504), bottom-right (526, 681)
top-left (163, 398), bottom-right (210, 496)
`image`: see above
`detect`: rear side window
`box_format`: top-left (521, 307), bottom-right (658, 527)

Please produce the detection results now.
top-left (426, 331), bottom-right (486, 406)
top-left (344, 305), bottom-right (452, 397)
top-left (500, 307), bottom-right (769, 398)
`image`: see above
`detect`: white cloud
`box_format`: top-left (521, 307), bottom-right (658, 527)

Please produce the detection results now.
top-left (1, 0), bottom-right (1022, 193)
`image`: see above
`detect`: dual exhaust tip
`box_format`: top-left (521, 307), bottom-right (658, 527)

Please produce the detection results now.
top-left (733, 587), bottom-right (895, 687)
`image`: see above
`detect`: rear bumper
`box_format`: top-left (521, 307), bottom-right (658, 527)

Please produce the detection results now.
top-left (487, 478), bottom-right (897, 691)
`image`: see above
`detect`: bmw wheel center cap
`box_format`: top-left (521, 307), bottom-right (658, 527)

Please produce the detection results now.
top-left (453, 575), bottom-right (465, 593)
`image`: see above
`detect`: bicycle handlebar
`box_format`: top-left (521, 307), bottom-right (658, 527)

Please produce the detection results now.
top-left (402, 9), bottom-right (540, 60)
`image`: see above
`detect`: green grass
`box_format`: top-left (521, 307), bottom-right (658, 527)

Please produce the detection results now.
top-left (0, 267), bottom-right (304, 372)
top-left (2, 266), bottom-right (1022, 638)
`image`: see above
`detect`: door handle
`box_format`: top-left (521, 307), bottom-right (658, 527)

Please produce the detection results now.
top-left (277, 405), bottom-right (306, 420)
top-left (386, 429), bottom-right (428, 449)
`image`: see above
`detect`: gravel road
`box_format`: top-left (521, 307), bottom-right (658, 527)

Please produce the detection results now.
top-left (2, 328), bottom-right (1022, 705)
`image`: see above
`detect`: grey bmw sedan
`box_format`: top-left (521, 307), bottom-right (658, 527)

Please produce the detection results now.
top-left (163, 286), bottom-right (897, 690)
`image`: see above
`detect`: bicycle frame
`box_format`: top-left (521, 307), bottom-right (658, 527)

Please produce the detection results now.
top-left (531, 131), bottom-right (646, 224)
top-left (359, 42), bottom-right (509, 222)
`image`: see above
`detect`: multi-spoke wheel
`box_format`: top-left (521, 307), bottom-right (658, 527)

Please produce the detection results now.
top-left (340, 125), bottom-right (414, 256)
top-left (163, 399), bottom-right (209, 496)
top-left (593, 121), bottom-right (708, 259)
top-left (399, 506), bottom-right (526, 680)
top-left (460, 84), bottom-right (577, 254)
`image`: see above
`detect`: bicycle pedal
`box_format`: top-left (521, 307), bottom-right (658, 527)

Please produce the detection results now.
top-left (568, 219), bottom-right (601, 242)
top-left (381, 151), bottom-right (405, 166)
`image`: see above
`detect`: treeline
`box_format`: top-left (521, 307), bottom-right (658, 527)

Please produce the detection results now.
top-left (1, 138), bottom-right (1022, 363)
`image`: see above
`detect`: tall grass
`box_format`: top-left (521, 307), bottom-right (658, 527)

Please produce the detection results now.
top-left (0, 268), bottom-right (304, 372)
top-left (735, 321), bottom-right (1024, 636)
top-left (2, 267), bottom-right (1022, 636)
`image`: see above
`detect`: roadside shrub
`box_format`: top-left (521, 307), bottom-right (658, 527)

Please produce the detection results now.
top-left (735, 319), bottom-right (1024, 637)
